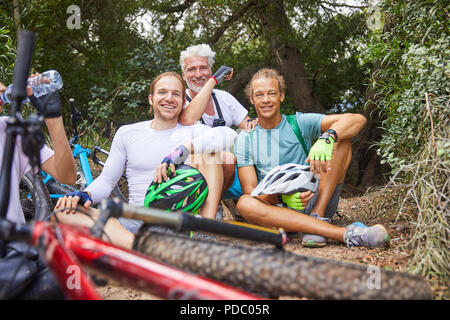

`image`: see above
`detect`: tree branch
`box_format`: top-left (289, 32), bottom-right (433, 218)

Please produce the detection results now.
top-left (318, 0), bottom-right (368, 10)
top-left (208, 0), bottom-right (257, 44)
top-left (152, 0), bottom-right (196, 14)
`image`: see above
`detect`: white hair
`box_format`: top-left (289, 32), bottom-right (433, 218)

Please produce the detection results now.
top-left (179, 44), bottom-right (216, 71)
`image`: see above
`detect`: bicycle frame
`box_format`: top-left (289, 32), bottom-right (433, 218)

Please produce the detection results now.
top-left (40, 141), bottom-right (94, 199)
top-left (30, 221), bottom-right (263, 300)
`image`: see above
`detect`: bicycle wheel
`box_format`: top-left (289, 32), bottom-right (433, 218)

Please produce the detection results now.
top-left (19, 172), bottom-right (53, 222)
top-left (19, 173), bottom-right (37, 221)
top-left (134, 226), bottom-right (432, 300)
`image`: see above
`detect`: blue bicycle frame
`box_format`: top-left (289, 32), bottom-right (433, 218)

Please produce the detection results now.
top-left (28, 98), bottom-right (121, 202)
top-left (40, 140), bottom-right (94, 199)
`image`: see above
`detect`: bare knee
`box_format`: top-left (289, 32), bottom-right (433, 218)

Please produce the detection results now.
top-left (334, 139), bottom-right (352, 157)
top-left (190, 152), bottom-right (221, 167)
top-left (236, 194), bottom-right (252, 213)
top-left (236, 195), bottom-right (269, 222)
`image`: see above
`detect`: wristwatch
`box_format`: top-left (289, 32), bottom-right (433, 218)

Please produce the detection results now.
top-left (326, 129), bottom-right (338, 142)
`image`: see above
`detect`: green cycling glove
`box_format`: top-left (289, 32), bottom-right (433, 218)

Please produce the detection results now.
top-left (281, 192), bottom-right (305, 211)
top-left (309, 132), bottom-right (335, 161)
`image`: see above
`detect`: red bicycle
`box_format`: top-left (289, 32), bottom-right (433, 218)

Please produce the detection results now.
top-left (0, 217), bottom-right (264, 300)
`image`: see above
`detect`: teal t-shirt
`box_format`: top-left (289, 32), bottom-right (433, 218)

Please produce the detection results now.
top-left (235, 112), bottom-right (324, 182)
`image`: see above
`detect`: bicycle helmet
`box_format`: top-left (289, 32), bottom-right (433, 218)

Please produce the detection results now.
top-left (251, 163), bottom-right (318, 197)
top-left (144, 164), bottom-right (208, 214)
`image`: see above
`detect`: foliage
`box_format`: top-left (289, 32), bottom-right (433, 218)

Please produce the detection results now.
top-left (300, 11), bottom-right (369, 113)
top-left (144, 0), bottom-right (369, 114)
top-left (0, 0), bottom-right (372, 147)
top-left (364, 0), bottom-right (449, 171)
top-left (390, 96), bottom-right (449, 282)
top-left (0, 0), bottom-right (175, 147)
top-left (0, 9), bottom-right (15, 85)
top-left (364, 0), bottom-right (449, 281)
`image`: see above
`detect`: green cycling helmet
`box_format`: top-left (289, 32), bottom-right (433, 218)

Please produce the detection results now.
top-left (144, 164), bottom-right (208, 214)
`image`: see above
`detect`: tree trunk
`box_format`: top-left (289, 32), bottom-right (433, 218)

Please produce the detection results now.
top-left (347, 85), bottom-right (383, 187)
top-left (256, 0), bottom-right (323, 113)
top-left (13, 0), bottom-right (21, 37)
top-left (224, 63), bottom-right (265, 107)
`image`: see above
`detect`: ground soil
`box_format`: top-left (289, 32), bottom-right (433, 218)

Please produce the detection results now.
top-left (96, 184), bottom-right (449, 300)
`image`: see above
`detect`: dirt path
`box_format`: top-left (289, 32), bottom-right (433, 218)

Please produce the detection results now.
top-left (97, 185), bottom-right (448, 300)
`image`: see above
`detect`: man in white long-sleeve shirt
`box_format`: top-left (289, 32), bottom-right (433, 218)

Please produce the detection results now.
top-left (55, 71), bottom-right (237, 248)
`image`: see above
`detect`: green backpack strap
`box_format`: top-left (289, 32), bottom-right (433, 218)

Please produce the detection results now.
top-left (286, 114), bottom-right (309, 155)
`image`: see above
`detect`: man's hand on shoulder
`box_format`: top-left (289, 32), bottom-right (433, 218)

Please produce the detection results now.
top-left (241, 117), bottom-right (258, 132)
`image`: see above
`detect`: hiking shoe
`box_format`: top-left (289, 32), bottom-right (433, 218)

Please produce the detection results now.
top-left (301, 213), bottom-right (331, 248)
top-left (190, 232), bottom-right (216, 242)
top-left (344, 223), bottom-right (390, 248)
top-left (216, 203), bottom-right (224, 221)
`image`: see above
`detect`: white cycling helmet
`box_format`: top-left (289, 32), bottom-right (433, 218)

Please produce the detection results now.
top-left (251, 163), bottom-right (318, 197)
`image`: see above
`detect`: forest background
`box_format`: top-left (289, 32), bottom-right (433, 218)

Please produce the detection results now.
top-left (0, 0), bottom-right (448, 292)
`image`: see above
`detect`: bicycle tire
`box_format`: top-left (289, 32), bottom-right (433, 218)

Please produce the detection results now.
top-left (20, 174), bottom-right (73, 221)
top-left (19, 173), bottom-right (37, 221)
top-left (134, 226), bottom-right (432, 300)
top-left (19, 172), bottom-right (53, 222)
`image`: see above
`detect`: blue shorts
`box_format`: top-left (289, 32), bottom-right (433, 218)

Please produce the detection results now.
top-left (223, 167), bottom-right (243, 199)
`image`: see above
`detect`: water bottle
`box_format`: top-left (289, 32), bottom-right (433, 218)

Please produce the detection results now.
top-left (0, 70), bottom-right (63, 104)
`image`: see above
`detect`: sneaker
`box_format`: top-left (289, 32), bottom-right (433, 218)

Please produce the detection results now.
top-left (344, 223), bottom-right (390, 248)
top-left (216, 203), bottom-right (224, 221)
top-left (301, 213), bottom-right (331, 248)
top-left (190, 232), bottom-right (216, 242)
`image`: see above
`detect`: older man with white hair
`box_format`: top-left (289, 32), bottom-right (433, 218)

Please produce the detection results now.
top-left (179, 44), bottom-right (252, 129)
top-left (179, 44), bottom-right (254, 200)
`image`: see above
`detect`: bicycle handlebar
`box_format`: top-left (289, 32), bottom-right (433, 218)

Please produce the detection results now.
top-left (11, 31), bottom-right (35, 111)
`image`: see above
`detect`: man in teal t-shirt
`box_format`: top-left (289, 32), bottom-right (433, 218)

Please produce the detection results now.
top-left (234, 68), bottom-right (390, 249)
top-left (235, 112), bottom-right (324, 183)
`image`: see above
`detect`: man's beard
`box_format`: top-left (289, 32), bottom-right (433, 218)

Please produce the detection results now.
top-left (186, 79), bottom-right (206, 93)
top-left (153, 106), bottom-right (180, 121)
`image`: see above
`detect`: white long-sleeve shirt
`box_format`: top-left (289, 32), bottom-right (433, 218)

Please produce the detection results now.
top-left (85, 120), bottom-right (237, 207)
